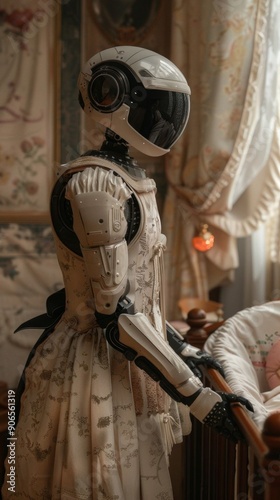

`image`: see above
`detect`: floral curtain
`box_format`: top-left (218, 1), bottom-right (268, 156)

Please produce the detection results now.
top-left (163, 0), bottom-right (280, 320)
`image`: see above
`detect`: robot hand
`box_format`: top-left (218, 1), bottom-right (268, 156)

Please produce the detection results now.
top-left (190, 390), bottom-right (254, 442)
top-left (183, 351), bottom-right (225, 379)
top-left (106, 312), bottom-right (254, 442)
top-left (166, 322), bottom-right (225, 378)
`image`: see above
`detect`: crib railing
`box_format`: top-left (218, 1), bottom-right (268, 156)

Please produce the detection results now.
top-left (181, 310), bottom-right (280, 500)
top-left (207, 368), bottom-right (280, 500)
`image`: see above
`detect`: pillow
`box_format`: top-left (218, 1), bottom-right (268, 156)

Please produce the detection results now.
top-left (266, 339), bottom-right (280, 389)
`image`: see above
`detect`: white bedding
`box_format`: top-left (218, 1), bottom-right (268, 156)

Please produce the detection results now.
top-left (204, 301), bottom-right (280, 429)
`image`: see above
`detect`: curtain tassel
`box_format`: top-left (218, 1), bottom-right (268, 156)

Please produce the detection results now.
top-left (160, 413), bottom-right (180, 459)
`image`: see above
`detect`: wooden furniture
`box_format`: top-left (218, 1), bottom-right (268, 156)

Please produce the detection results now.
top-left (181, 309), bottom-right (280, 500)
top-left (178, 297), bottom-right (224, 322)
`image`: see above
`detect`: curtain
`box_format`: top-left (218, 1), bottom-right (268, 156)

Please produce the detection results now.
top-left (163, 0), bottom-right (280, 320)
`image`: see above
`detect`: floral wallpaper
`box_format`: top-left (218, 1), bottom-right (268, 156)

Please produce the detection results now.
top-left (0, 136), bottom-right (47, 209)
top-left (0, 1), bottom-right (55, 213)
top-left (0, 223), bottom-right (63, 388)
top-left (0, 0), bottom-right (81, 388)
top-left (60, 0), bottom-right (81, 163)
top-left (0, 223), bottom-right (57, 281)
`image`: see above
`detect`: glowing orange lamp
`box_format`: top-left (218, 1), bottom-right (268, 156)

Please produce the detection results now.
top-left (192, 224), bottom-right (214, 252)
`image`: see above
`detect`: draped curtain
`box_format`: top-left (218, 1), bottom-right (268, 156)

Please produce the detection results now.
top-left (163, 0), bottom-right (280, 320)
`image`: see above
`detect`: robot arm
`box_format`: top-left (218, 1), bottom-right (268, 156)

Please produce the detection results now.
top-left (106, 311), bottom-right (254, 442)
top-left (166, 322), bottom-right (225, 378)
top-left (64, 161), bottom-right (252, 442)
top-left (66, 166), bottom-right (132, 316)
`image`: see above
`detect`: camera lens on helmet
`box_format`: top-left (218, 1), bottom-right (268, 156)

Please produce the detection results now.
top-left (88, 66), bottom-right (131, 113)
top-left (89, 73), bottom-right (120, 111)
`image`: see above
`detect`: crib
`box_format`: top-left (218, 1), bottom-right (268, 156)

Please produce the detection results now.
top-left (177, 302), bottom-right (280, 500)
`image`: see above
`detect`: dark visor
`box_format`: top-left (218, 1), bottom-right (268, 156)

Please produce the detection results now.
top-left (127, 88), bottom-right (190, 149)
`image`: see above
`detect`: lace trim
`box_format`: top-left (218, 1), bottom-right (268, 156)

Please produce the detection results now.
top-left (59, 156), bottom-right (156, 194)
top-left (145, 371), bottom-right (166, 413)
top-left (152, 234), bottom-right (167, 340)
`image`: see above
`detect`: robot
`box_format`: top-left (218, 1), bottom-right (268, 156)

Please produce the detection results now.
top-left (73, 45), bottom-right (252, 437)
top-left (22, 45), bottom-right (251, 433)
top-left (4, 46), bottom-right (253, 500)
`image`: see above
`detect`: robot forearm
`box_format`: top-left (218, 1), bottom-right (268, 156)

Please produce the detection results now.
top-left (108, 312), bottom-right (204, 404)
top-left (108, 313), bottom-right (220, 417)
top-left (106, 312), bottom-right (254, 441)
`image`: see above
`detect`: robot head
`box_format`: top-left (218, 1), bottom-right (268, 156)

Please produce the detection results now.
top-left (78, 46), bottom-right (191, 157)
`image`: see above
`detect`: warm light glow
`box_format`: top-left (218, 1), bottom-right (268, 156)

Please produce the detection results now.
top-left (192, 224), bottom-right (215, 252)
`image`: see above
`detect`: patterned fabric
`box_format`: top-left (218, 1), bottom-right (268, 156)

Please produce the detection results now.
top-left (0, 223), bottom-right (63, 388)
top-left (204, 301), bottom-right (280, 429)
top-left (2, 159), bottom-right (187, 499)
top-left (0, 1), bottom-right (54, 213)
top-left (162, 0), bottom-right (280, 319)
top-left (265, 339), bottom-right (280, 389)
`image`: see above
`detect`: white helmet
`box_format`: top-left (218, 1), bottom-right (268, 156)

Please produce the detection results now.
top-left (78, 46), bottom-right (191, 157)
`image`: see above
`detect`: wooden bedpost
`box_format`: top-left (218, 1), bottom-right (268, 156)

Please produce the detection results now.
top-left (183, 308), bottom-right (209, 349)
top-left (184, 308), bottom-right (224, 349)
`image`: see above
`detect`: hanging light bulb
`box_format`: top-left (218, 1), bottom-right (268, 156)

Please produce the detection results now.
top-left (192, 224), bottom-right (214, 252)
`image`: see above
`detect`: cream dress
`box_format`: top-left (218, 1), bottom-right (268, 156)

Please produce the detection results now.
top-left (2, 156), bottom-right (187, 500)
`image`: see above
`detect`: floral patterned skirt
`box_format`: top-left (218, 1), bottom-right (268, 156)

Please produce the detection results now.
top-left (2, 320), bottom-right (174, 499)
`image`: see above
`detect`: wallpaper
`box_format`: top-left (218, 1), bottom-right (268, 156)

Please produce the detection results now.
top-left (0, 0), bottom-right (81, 388)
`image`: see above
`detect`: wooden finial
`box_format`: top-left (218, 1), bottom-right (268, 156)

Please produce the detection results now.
top-left (184, 308), bottom-right (208, 348)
